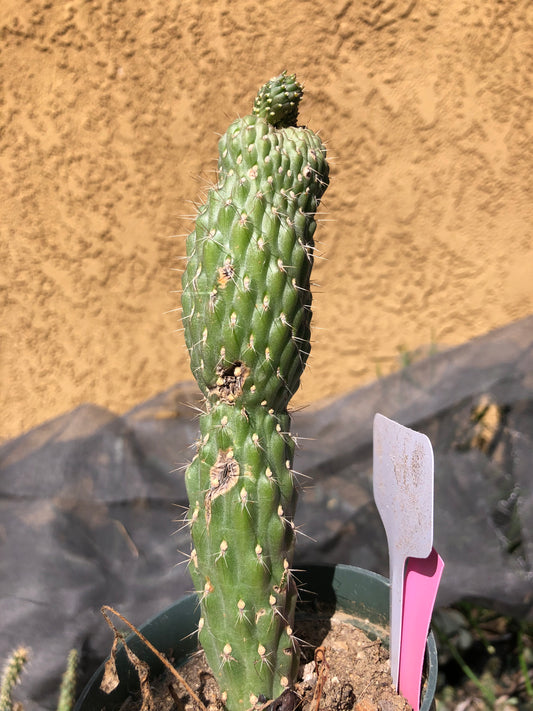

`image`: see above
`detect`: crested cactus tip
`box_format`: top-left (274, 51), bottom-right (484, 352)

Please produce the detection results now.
top-left (181, 71), bottom-right (329, 711)
top-left (252, 71), bottom-right (304, 128)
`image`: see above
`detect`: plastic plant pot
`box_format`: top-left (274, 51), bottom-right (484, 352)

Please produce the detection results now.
top-left (74, 564), bottom-right (438, 711)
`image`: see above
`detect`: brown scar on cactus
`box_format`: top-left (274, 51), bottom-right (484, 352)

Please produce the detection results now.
top-left (205, 449), bottom-right (240, 525)
top-left (210, 361), bottom-right (250, 402)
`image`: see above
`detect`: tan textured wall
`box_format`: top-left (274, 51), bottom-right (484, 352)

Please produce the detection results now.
top-left (2, 0), bottom-right (532, 441)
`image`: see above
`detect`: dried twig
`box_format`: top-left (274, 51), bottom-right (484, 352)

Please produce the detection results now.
top-left (100, 605), bottom-right (207, 711)
top-left (310, 647), bottom-right (329, 711)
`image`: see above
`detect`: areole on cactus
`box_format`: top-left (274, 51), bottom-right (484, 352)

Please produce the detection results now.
top-left (181, 71), bottom-right (329, 711)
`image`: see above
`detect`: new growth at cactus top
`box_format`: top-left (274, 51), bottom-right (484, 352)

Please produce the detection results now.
top-left (181, 71), bottom-right (329, 711)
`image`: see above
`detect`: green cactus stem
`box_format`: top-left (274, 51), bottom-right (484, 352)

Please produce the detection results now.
top-left (0, 648), bottom-right (77, 711)
top-left (56, 649), bottom-right (77, 711)
top-left (0, 647), bottom-right (29, 711)
top-left (181, 71), bottom-right (329, 711)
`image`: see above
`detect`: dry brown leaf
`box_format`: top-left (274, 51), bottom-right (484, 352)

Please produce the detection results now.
top-left (123, 644), bottom-right (154, 711)
top-left (100, 632), bottom-right (121, 694)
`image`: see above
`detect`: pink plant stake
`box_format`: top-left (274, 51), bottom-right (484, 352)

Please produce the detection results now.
top-left (399, 549), bottom-right (445, 711)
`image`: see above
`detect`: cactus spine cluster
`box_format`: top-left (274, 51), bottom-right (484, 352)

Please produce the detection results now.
top-left (181, 72), bottom-right (329, 711)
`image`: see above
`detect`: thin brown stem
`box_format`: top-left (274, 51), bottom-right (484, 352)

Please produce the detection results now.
top-left (101, 605), bottom-right (208, 711)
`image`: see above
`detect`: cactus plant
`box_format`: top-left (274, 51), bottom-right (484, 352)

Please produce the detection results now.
top-left (0, 647), bottom-right (29, 711)
top-left (0, 647), bottom-right (77, 711)
top-left (56, 650), bottom-right (78, 711)
top-left (181, 71), bottom-right (329, 711)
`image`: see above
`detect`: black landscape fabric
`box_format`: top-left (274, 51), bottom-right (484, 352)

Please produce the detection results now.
top-left (1, 315), bottom-right (532, 710)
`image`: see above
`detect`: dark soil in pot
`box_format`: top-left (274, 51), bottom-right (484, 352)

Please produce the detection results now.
top-left (120, 610), bottom-right (412, 711)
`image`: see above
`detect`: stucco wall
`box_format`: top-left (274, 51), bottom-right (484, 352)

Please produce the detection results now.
top-left (2, 0), bottom-right (532, 441)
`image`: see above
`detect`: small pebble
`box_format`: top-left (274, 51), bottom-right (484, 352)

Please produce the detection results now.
top-left (378, 701), bottom-right (399, 711)
top-left (302, 661), bottom-right (316, 686)
top-left (354, 699), bottom-right (378, 711)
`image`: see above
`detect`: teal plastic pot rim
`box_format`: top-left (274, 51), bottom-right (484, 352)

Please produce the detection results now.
top-left (74, 564), bottom-right (437, 711)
